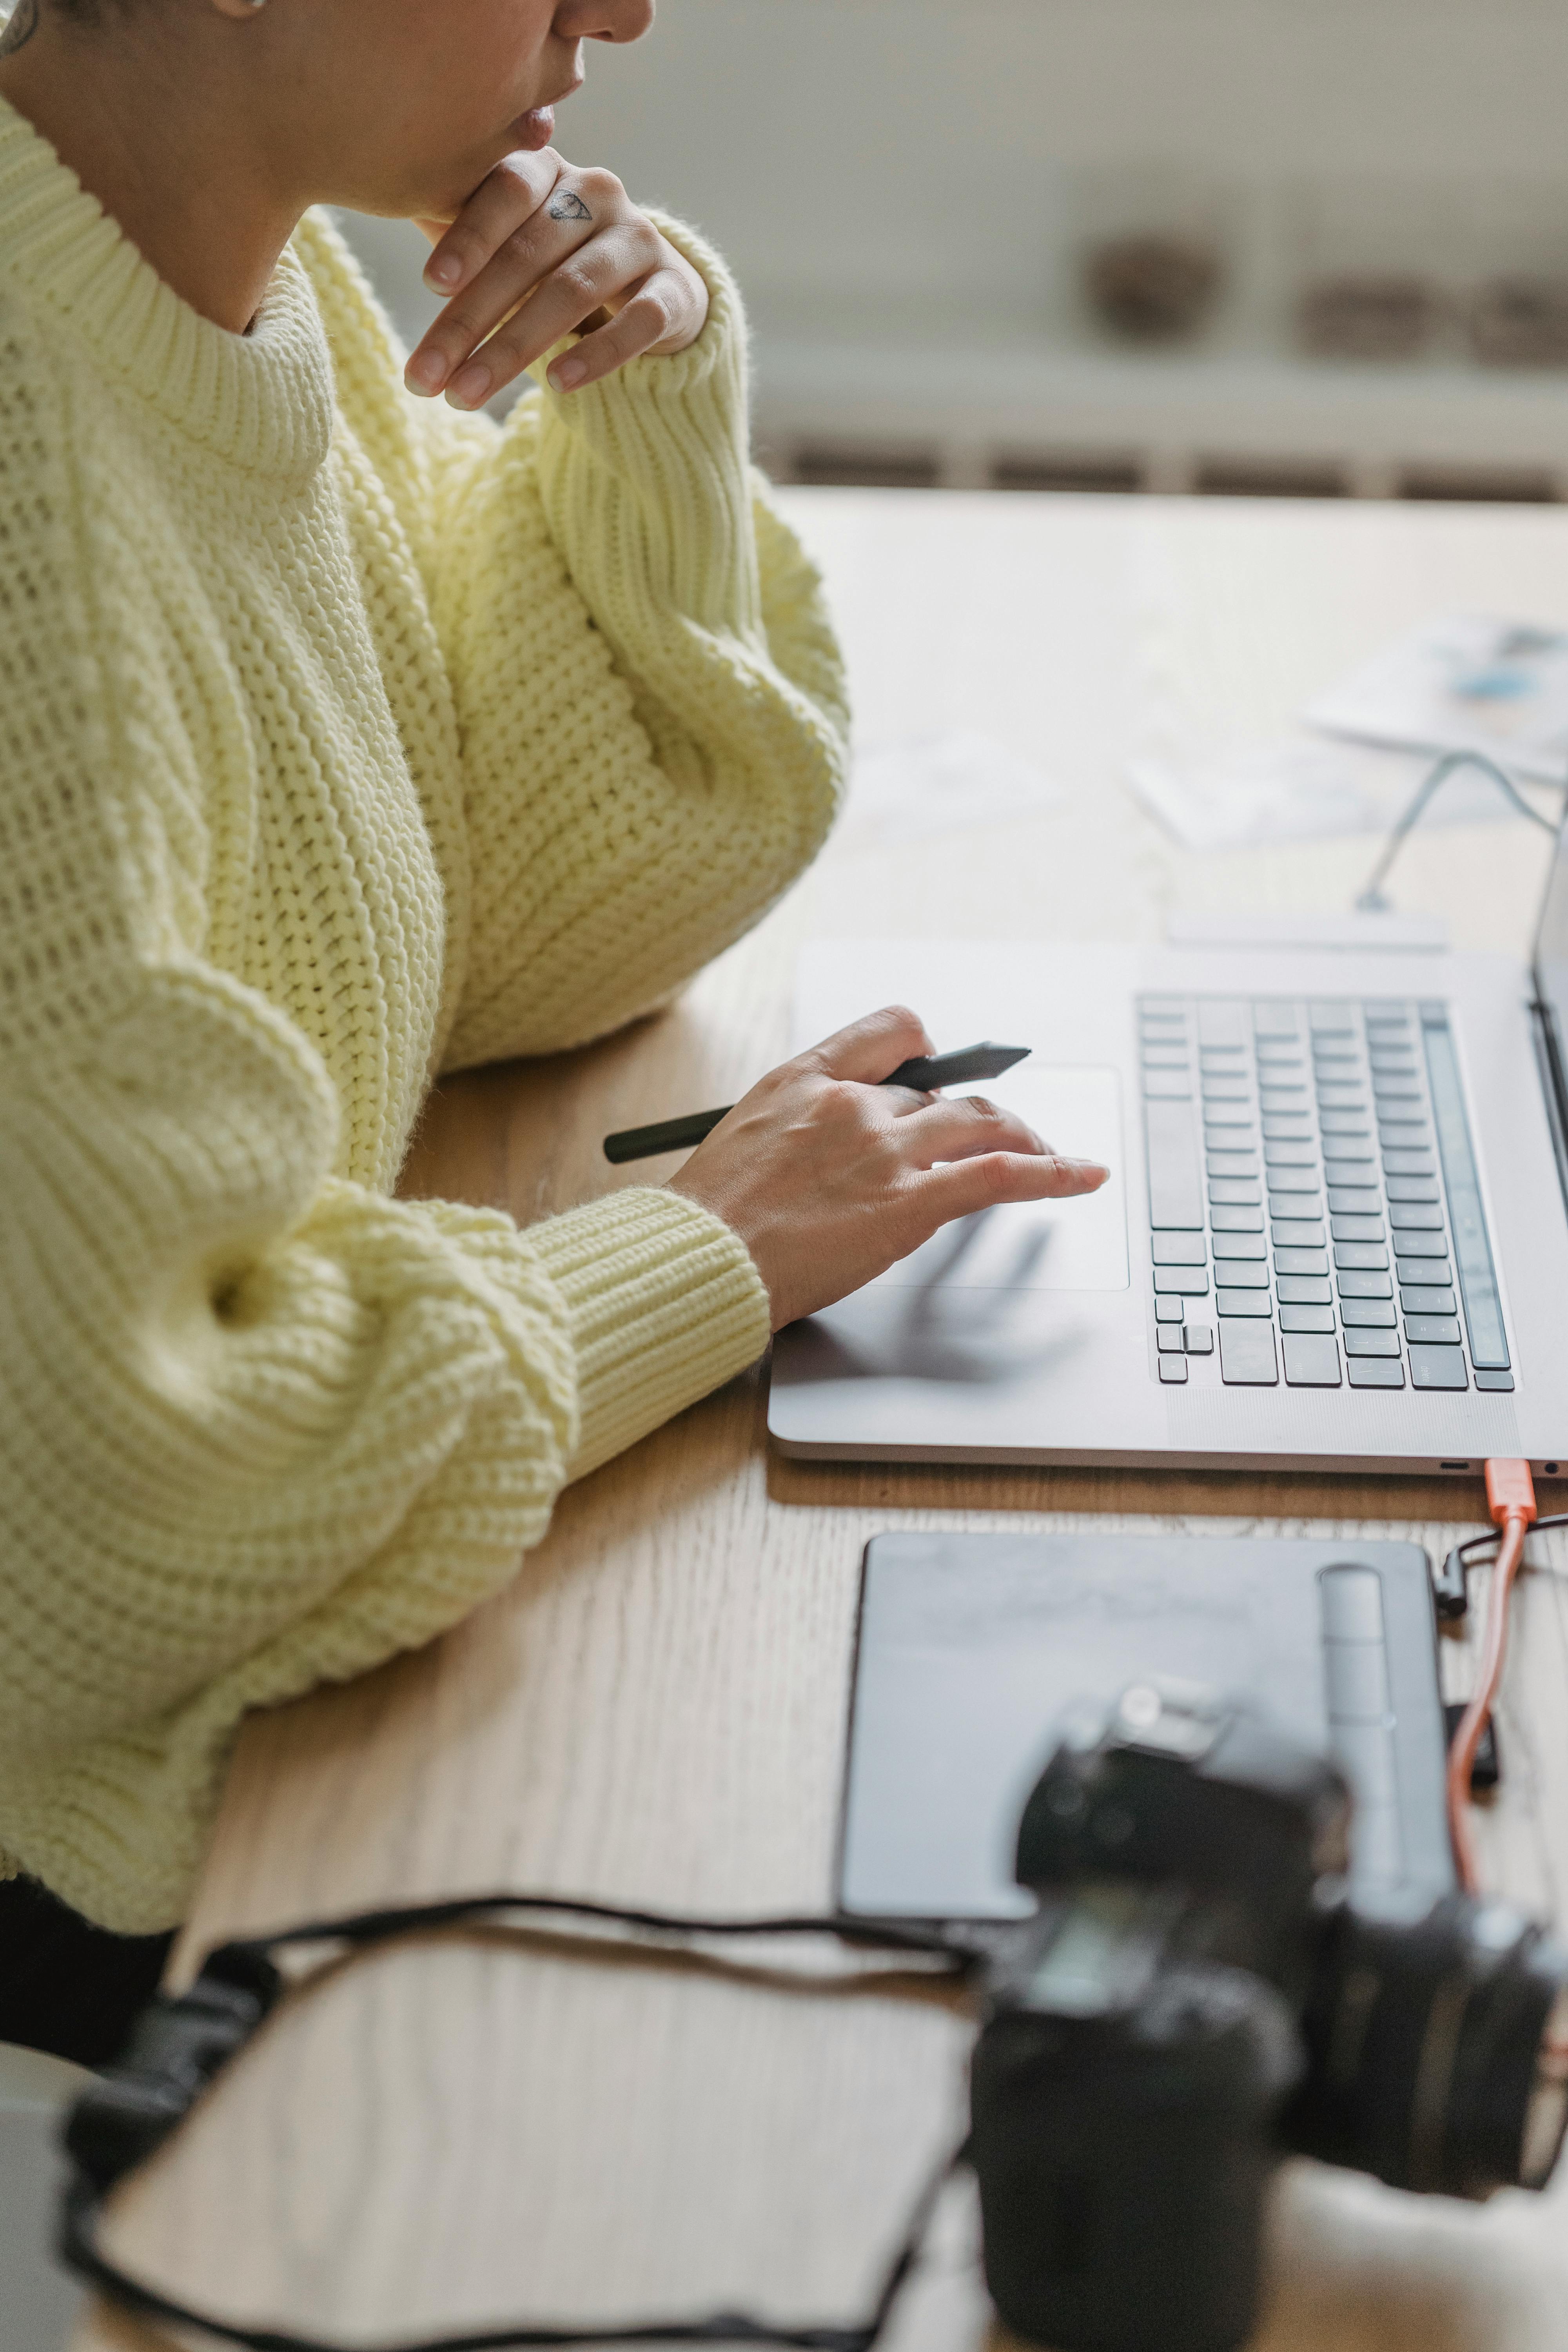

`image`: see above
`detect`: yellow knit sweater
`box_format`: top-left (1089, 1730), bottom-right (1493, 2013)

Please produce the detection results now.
top-left (0, 98), bottom-right (848, 1933)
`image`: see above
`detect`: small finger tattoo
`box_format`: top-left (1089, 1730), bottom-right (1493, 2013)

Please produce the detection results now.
top-left (548, 190), bottom-right (593, 223)
top-left (0, 0), bottom-right (41, 55)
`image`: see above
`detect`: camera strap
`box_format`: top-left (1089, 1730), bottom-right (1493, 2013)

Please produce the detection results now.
top-left (59, 1891), bottom-right (977, 2352)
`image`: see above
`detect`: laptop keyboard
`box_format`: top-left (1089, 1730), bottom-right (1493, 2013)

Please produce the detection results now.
top-left (1139, 995), bottom-right (1514, 1393)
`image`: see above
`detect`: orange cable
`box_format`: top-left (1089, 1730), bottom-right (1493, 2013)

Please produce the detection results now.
top-left (1445, 1460), bottom-right (1537, 1895)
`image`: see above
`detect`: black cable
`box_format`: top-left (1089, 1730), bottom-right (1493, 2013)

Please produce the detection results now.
top-left (57, 1895), bottom-right (977, 2352)
top-left (1453, 1513), bottom-right (1568, 1570)
top-left (1354, 749), bottom-right (1561, 915)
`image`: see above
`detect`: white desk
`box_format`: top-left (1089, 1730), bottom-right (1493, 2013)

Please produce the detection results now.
top-left (76, 492), bottom-right (1568, 2352)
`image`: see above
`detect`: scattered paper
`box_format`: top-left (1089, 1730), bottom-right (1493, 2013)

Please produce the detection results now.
top-left (840, 730), bottom-right (1062, 848)
top-left (1305, 612), bottom-right (1568, 786)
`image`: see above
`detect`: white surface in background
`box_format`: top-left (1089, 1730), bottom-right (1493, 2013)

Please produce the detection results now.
top-left (842, 731), bottom-right (1062, 848)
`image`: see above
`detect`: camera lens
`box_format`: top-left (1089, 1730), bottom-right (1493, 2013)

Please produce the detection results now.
top-left (1292, 1893), bottom-right (1568, 2197)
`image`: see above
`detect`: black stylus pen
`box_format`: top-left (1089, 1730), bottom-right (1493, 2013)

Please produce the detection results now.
top-left (603, 1042), bottom-right (1032, 1165)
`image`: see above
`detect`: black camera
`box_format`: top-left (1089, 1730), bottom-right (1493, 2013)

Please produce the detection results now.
top-left (969, 1681), bottom-right (1568, 2352)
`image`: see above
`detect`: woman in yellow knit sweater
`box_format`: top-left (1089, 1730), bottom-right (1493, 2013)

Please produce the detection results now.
top-left (0, 0), bottom-right (1105, 2058)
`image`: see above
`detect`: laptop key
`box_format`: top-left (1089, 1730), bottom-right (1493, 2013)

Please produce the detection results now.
top-left (1277, 1275), bottom-right (1332, 1304)
top-left (1337, 1269), bottom-right (1392, 1299)
top-left (1284, 1333), bottom-right (1342, 1387)
top-left (1214, 1232), bottom-right (1267, 1260)
top-left (1280, 1304), bottom-right (1335, 1334)
top-left (1385, 1176), bottom-right (1440, 1203)
top-left (1146, 1099), bottom-right (1205, 1230)
top-left (1397, 1267), bottom-right (1453, 1301)
top-left (1330, 1216), bottom-right (1385, 1243)
top-left (1382, 1150), bottom-right (1436, 1176)
top-left (1409, 1344), bottom-right (1468, 1390)
top-left (1335, 1242), bottom-right (1389, 1271)
top-left (1349, 1359), bottom-right (1406, 1389)
top-left (1156, 1297), bottom-right (1185, 1322)
top-left (1220, 1322), bottom-right (1279, 1383)
top-left (1400, 1285), bottom-right (1455, 1316)
top-left (1154, 1235), bottom-right (1208, 1266)
top-left (1155, 1270), bottom-right (1210, 1294)
top-left (1263, 1117), bottom-right (1314, 1141)
top-left (1344, 1329), bottom-right (1402, 1358)
top-left (1327, 1189), bottom-right (1379, 1216)
top-left (1390, 1204), bottom-right (1445, 1230)
top-left (1272, 1219), bottom-right (1326, 1247)
top-left (1216, 1261), bottom-right (1270, 1289)
top-left (1475, 1368), bottom-right (1515, 1392)
top-left (1274, 1247), bottom-right (1329, 1276)
top-left (1210, 1179), bottom-right (1262, 1206)
top-left (1341, 1299), bottom-right (1397, 1327)
top-left (1158, 1356), bottom-right (1189, 1384)
top-left (1217, 1290), bottom-right (1274, 1317)
top-left (1183, 1325), bottom-right (1215, 1355)
top-left (1211, 1205), bottom-right (1263, 1233)
top-left (1404, 1314), bottom-right (1462, 1345)
top-left (1158, 1327), bottom-right (1186, 1352)
top-left (1207, 1151), bottom-right (1259, 1176)
top-left (1264, 1141), bottom-right (1318, 1167)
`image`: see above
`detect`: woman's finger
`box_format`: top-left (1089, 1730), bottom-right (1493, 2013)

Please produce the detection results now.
top-left (919, 1147), bottom-right (1109, 1225)
top-left (419, 150), bottom-right (562, 296)
top-left (548, 275), bottom-right (695, 392)
top-left (797, 1005), bottom-right (935, 1087)
top-left (407, 188), bottom-right (614, 397)
top-left (443, 220), bottom-right (666, 406)
top-left (897, 1093), bottom-right (1048, 1168)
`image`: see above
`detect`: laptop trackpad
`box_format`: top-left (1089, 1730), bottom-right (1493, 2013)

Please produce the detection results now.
top-left (877, 1064), bottom-right (1127, 1294)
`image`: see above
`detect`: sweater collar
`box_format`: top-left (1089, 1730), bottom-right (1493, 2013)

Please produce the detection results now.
top-left (0, 92), bottom-right (334, 483)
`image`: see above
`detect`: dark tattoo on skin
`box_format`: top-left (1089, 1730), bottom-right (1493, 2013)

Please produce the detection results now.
top-left (548, 190), bottom-right (593, 223)
top-left (0, 0), bottom-right (41, 56)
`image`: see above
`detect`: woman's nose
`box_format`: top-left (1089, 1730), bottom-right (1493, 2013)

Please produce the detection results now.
top-left (555, 0), bottom-right (656, 44)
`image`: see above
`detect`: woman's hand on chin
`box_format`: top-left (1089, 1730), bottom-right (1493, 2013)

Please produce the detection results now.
top-left (667, 1006), bottom-right (1111, 1335)
top-left (403, 149), bottom-right (709, 410)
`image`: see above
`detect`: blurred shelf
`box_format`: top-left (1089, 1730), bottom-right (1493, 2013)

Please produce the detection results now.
top-left (751, 329), bottom-right (1568, 499)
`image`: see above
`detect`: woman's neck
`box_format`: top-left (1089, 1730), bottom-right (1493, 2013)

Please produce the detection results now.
top-left (0, 9), bottom-right (302, 335)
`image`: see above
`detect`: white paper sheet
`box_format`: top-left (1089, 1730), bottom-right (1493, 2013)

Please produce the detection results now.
top-left (840, 730), bottom-right (1062, 848)
top-left (1305, 612), bottom-right (1568, 786)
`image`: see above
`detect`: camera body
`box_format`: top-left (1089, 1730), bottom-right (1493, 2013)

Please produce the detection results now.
top-left (969, 1682), bottom-right (1568, 2352)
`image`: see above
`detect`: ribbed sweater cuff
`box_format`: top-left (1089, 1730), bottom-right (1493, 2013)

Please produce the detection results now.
top-left (527, 1187), bottom-right (771, 1480)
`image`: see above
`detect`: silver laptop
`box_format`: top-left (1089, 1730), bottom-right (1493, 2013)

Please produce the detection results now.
top-left (768, 817), bottom-right (1568, 1477)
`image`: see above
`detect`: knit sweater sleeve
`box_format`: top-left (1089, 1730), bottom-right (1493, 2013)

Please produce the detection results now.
top-left (408, 215), bottom-right (849, 1072)
top-left (0, 290), bottom-right (769, 1933)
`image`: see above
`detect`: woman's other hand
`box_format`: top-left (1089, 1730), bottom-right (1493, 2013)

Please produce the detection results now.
top-left (669, 1007), bottom-right (1111, 1333)
top-left (404, 148), bottom-right (709, 408)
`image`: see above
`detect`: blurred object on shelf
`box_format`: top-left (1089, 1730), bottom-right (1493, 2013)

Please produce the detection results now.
top-left (1289, 179), bottom-right (1452, 363)
top-left (1085, 235), bottom-right (1225, 343)
top-left (1461, 181), bottom-right (1568, 367)
top-left (1074, 166), bottom-right (1230, 346)
top-left (1299, 274), bottom-right (1445, 363)
top-left (1469, 276), bottom-right (1568, 368)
